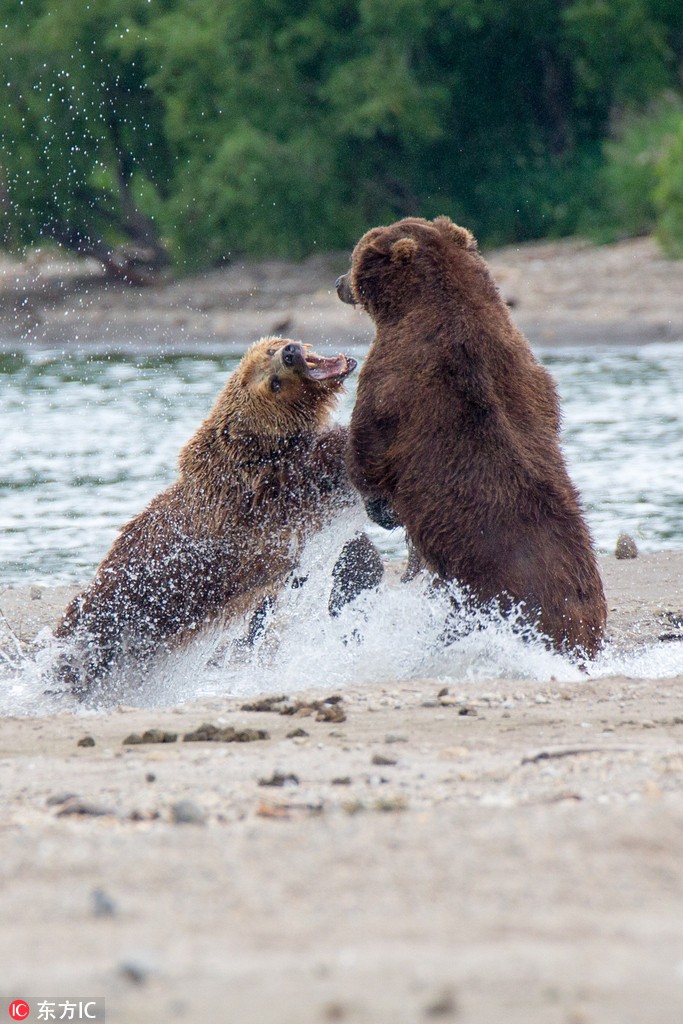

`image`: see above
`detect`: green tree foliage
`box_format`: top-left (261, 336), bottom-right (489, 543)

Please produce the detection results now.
top-left (2, 0), bottom-right (683, 268)
top-left (587, 93), bottom-right (683, 255)
top-left (0, 0), bottom-right (171, 270)
top-left (588, 96), bottom-right (682, 240)
top-left (655, 118), bottom-right (683, 256)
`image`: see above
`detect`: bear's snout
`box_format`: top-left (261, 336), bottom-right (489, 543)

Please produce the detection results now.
top-left (336, 273), bottom-right (356, 306)
top-left (282, 343), bottom-right (300, 367)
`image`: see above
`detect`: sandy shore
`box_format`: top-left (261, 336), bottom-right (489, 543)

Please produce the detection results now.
top-left (1, 553), bottom-right (682, 1022)
top-left (2, 234), bottom-right (683, 351)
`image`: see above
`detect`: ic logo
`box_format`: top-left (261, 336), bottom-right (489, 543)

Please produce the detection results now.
top-left (8, 1002), bottom-right (30, 1021)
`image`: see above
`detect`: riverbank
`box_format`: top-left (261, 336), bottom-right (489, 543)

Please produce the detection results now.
top-left (1, 553), bottom-right (682, 1022)
top-left (2, 234), bottom-right (683, 352)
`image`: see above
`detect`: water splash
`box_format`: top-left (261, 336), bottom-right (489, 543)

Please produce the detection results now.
top-left (1, 512), bottom-right (681, 716)
top-left (589, 640), bottom-right (683, 681)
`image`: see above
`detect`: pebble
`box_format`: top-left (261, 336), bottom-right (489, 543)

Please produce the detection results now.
top-left (119, 956), bottom-right (156, 985)
top-left (258, 771), bottom-right (299, 787)
top-left (77, 735), bottom-right (96, 748)
top-left (316, 704), bottom-right (346, 722)
top-left (372, 753), bottom-right (398, 766)
top-left (123, 729), bottom-right (177, 745)
top-left (137, 807), bottom-right (163, 822)
top-left (424, 987), bottom-right (458, 1017)
top-left (170, 800), bottom-right (206, 825)
top-left (183, 723), bottom-right (268, 743)
top-left (322, 1002), bottom-right (347, 1021)
top-left (91, 888), bottom-right (117, 917)
top-left (373, 795), bottom-right (408, 812)
top-left (56, 798), bottom-right (115, 817)
top-left (615, 532), bottom-right (638, 559)
top-left (46, 792), bottom-right (78, 807)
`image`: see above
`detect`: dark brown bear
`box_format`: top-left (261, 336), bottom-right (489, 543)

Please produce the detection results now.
top-left (55, 337), bottom-right (381, 697)
top-left (336, 216), bottom-right (607, 658)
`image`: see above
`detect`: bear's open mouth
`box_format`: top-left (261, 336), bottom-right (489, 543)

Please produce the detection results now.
top-left (304, 346), bottom-right (357, 381)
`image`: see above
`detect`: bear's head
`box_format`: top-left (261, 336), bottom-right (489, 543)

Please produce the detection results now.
top-left (336, 216), bottom-right (479, 320)
top-left (216, 337), bottom-right (356, 440)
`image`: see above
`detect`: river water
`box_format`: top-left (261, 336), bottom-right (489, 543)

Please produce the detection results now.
top-left (2, 339), bottom-right (682, 584)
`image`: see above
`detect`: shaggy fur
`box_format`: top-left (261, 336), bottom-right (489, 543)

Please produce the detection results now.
top-left (337, 216), bottom-right (607, 658)
top-left (55, 337), bottom-right (378, 696)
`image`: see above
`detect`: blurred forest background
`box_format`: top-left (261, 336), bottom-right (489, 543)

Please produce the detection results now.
top-left (2, 0), bottom-right (683, 273)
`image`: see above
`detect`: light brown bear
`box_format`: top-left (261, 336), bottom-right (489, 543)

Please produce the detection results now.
top-left (55, 338), bottom-right (382, 697)
top-left (336, 216), bottom-right (607, 659)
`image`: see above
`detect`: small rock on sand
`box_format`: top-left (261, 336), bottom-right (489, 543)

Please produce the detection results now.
top-left (170, 800), bottom-right (206, 825)
top-left (615, 533), bottom-right (638, 559)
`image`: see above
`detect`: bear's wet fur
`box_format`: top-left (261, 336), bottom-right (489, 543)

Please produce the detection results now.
top-left (55, 337), bottom-right (381, 697)
top-left (337, 216), bottom-right (607, 658)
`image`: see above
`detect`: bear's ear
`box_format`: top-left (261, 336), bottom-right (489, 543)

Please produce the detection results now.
top-left (390, 237), bottom-right (419, 263)
top-left (433, 216), bottom-right (478, 252)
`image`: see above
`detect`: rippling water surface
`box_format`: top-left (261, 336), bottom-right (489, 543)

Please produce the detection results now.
top-left (2, 340), bottom-right (683, 584)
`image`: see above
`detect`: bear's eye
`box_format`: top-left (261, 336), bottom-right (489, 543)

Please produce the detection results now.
top-left (266, 348), bottom-right (276, 356)
top-left (270, 376), bottom-right (282, 393)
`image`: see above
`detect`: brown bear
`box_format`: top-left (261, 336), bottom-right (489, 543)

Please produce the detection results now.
top-left (336, 216), bottom-right (607, 659)
top-left (54, 337), bottom-right (382, 698)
